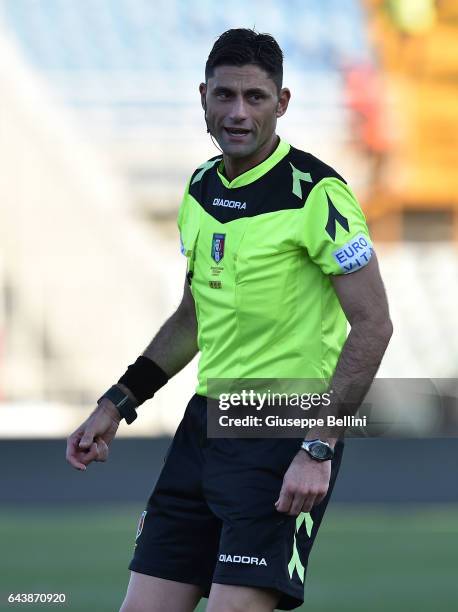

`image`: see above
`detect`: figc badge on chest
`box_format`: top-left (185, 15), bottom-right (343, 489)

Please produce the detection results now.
top-left (211, 233), bottom-right (225, 264)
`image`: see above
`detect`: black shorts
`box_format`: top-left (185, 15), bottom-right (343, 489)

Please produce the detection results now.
top-left (129, 394), bottom-right (344, 611)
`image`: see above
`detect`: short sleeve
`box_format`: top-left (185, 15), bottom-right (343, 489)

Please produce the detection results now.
top-left (177, 178), bottom-right (191, 256)
top-left (300, 177), bottom-right (373, 275)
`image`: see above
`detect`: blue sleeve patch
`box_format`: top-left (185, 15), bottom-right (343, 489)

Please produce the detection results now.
top-left (332, 233), bottom-right (373, 274)
top-left (180, 235), bottom-right (186, 255)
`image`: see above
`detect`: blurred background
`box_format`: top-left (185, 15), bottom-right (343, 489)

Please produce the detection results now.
top-left (0, 1), bottom-right (457, 611)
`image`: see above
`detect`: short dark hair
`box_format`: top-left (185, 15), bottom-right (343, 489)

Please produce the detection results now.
top-left (205, 28), bottom-right (283, 92)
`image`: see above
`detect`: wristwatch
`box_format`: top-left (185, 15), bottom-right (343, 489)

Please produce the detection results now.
top-left (300, 439), bottom-right (334, 461)
top-left (97, 385), bottom-right (138, 424)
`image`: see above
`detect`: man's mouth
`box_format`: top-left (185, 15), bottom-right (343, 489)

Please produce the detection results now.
top-left (224, 127), bottom-right (251, 137)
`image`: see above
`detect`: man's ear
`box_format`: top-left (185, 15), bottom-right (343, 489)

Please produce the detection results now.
top-left (199, 83), bottom-right (207, 111)
top-left (276, 87), bottom-right (291, 117)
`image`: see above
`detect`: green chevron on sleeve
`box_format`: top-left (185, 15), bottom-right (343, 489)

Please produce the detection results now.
top-left (301, 177), bottom-right (373, 275)
top-left (191, 158), bottom-right (221, 185)
top-left (324, 190), bottom-right (350, 240)
top-left (290, 163), bottom-right (313, 199)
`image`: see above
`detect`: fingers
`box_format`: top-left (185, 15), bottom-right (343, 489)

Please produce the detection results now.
top-left (66, 405), bottom-right (119, 471)
top-left (274, 487), bottom-right (293, 514)
top-left (281, 492), bottom-right (316, 516)
top-left (276, 487), bottom-right (328, 516)
top-left (66, 431), bottom-right (87, 471)
top-left (300, 485), bottom-right (328, 513)
top-left (275, 488), bottom-right (315, 515)
top-left (291, 493), bottom-right (314, 516)
top-left (314, 489), bottom-right (328, 507)
top-left (79, 428), bottom-right (96, 450)
top-left (81, 441), bottom-right (100, 465)
top-left (66, 431), bottom-right (107, 471)
top-left (299, 494), bottom-right (317, 514)
top-left (94, 437), bottom-right (109, 462)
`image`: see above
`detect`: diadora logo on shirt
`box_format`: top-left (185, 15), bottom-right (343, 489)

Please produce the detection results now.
top-left (219, 554), bottom-right (267, 566)
top-left (213, 197), bottom-right (247, 210)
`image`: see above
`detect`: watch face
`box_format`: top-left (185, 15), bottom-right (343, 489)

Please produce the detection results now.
top-left (311, 443), bottom-right (330, 459)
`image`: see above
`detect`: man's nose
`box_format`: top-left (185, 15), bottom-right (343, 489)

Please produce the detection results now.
top-left (228, 96), bottom-right (248, 122)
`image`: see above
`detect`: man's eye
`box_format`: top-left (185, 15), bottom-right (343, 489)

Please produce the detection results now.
top-left (251, 94), bottom-right (263, 101)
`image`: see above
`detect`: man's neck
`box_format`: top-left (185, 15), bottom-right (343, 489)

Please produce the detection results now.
top-left (222, 134), bottom-right (280, 181)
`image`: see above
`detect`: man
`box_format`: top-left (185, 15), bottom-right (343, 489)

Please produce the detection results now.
top-left (66, 29), bottom-right (392, 612)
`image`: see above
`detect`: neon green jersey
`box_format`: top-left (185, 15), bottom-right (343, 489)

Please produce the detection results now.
top-left (178, 139), bottom-right (373, 396)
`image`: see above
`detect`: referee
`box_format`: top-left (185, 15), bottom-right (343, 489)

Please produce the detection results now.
top-left (66, 29), bottom-right (392, 612)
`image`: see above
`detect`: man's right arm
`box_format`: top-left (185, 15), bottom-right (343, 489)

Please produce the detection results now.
top-left (66, 277), bottom-right (198, 471)
top-left (142, 277), bottom-right (198, 378)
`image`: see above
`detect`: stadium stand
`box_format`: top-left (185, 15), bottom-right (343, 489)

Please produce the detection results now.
top-left (363, 0), bottom-right (458, 241)
top-left (377, 244), bottom-right (458, 379)
top-left (0, 0), bottom-right (373, 212)
top-left (0, 21), bottom-right (196, 433)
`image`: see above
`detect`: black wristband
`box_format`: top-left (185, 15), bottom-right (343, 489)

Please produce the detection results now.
top-left (117, 356), bottom-right (169, 406)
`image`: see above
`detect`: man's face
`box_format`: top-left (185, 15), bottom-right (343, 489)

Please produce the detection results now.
top-left (200, 64), bottom-right (290, 159)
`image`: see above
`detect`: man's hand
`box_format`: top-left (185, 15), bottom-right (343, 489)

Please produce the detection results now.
top-left (275, 451), bottom-right (331, 516)
top-left (66, 401), bottom-right (121, 471)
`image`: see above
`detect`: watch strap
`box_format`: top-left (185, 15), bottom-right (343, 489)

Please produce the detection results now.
top-left (98, 385), bottom-right (138, 424)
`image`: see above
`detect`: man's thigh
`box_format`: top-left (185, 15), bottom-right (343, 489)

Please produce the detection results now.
top-left (120, 572), bottom-right (203, 612)
top-left (203, 438), bottom-right (345, 610)
top-left (129, 395), bottom-right (221, 592)
top-left (206, 583), bottom-right (280, 612)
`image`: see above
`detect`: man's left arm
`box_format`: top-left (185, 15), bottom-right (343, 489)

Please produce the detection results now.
top-left (275, 252), bottom-right (393, 516)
